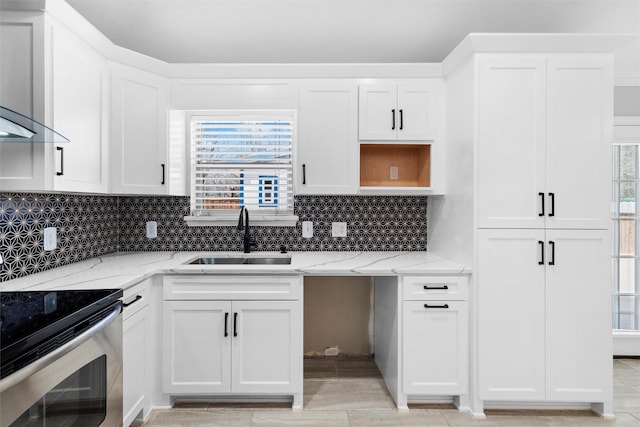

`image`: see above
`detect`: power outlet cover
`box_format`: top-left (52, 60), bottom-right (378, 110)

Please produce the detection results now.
top-left (146, 221), bottom-right (158, 238)
top-left (332, 222), bottom-right (347, 237)
top-left (44, 227), bottom-right (57, 251)
top-left (302, 221), bottom-right (313, 238)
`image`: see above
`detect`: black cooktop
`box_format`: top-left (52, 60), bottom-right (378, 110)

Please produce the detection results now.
top-left (0, 289), bottom-right (123, 379)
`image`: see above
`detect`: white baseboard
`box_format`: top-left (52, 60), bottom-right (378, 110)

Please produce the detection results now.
top-left (613, 330), bottom-right (640, 356)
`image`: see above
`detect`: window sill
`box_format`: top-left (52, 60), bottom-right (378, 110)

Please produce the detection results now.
top-left (184, 214), bottom-right (299, 227)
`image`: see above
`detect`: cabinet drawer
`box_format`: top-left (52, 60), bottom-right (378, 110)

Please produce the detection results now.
top-left (164, 275), bottom-right (302, 301)
top-left (402, 275), bottom-right (468, 301)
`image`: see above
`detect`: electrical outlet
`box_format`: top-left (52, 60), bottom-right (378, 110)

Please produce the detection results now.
top-left (0, 253), bottom-right (3, 265)
top-left (390, 166), bottom-right (399, 180)
top-left (302, 221), bottom-right (313, 238)
top-left (146, 221), bottom-right (158, 238)
top-left (332, 222), bottom-right (347, 237)
top-left (44, 227), bottom-right (57, 251)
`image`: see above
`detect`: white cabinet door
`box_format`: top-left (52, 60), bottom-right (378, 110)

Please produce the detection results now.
top-left (545, 56), bottom-right (613, 230)
top-left (403, 301), bottom-right (468, 395)
top-left (297, 84), bottom-right (358, 194)
top-left (0, 13), bottom-right (108, 193)
top-left (0, 14), bottom-right (47, 192)
top-left (111, 63), bottom-right (169, 194)
top-left (359, 84), bottom-right (436, 141)
top-left (545, 229), bottom-right (612, 402)
top-left (358, 84), bottom-right (397, 140)
top-left (123, 306), bottom-right (148, 426)
top-left (477, 229), bottom-right (546, 401)
top-left (396, 85), bottom-right (436, 141)
top-left (51, 23), bottom-right (109, 193)
top-left (476, 55), bottom-right (547, 229)
top-left (231, 300), bottom-right (301, 394)
top-left (163, 300), bottom-right (231, 394)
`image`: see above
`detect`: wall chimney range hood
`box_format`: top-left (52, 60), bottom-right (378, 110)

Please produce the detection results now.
top-left (0, 106), bottom-right (69, 143)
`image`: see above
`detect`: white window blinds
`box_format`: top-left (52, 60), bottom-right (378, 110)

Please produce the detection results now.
top-left (190, 113), bottom-right (294, 216)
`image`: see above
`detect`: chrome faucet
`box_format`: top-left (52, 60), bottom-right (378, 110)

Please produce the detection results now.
top-left (237, 206), bottom-right (256, 253)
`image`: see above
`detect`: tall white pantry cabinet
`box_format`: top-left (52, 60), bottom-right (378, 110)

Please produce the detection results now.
top-left (431, 35), bottom-right (619, 417)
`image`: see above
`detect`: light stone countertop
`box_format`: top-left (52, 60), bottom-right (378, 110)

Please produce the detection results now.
top-left (0, 251), bottom-right (469, 292)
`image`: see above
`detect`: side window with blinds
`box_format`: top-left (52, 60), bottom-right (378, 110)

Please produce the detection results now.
top-left (190, 112), bottom-right (294, 217)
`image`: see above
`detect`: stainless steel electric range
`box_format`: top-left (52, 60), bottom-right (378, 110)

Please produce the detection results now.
top-left (0, 289), bottom-right (123, 427)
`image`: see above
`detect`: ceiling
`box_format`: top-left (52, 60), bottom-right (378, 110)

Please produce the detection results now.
top-left (63, 0), bottom-right (639, 64)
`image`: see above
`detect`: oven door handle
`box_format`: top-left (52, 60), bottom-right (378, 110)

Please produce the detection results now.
top-left (0, 303), bottom-right (121, 393)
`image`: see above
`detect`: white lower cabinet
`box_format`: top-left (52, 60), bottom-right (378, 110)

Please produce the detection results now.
top-left (162, 275), bottom-right (303, 407)
top-left (123, 282), bottom-right (150, 426)
top-left (401, 276), bottom-right (469, 400)
top-left (477, 229), bottom-right (612, 404)
top-left (403, 301), bottom-right (468, 395)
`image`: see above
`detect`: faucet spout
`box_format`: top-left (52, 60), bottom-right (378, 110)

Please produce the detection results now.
top-left (237, 206), bottom-right (253, 253)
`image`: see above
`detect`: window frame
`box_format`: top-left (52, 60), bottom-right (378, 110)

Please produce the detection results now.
top-left (184, 110), bottom-right (299, 227)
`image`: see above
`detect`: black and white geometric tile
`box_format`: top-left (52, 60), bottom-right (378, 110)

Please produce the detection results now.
top-left (0, 193), bottom-right (119, 282)
top-left (117, 195), bottom-right (428, 252)
top-left (0, 193), bottom-right (427, 282)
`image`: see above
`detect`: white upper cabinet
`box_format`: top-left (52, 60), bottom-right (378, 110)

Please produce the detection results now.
top-left (111, 63), bottom-right (169, 195)
top-left (0, 12), bottom-right (109, 193)
top-left (297, 83), bottom-right (358, 194)
top-left (50, 20), bottom-right (109, 194)
top-left (358, 83), bottom-right (437, 141)
top-left (476, 54), bottom-right (613, 229)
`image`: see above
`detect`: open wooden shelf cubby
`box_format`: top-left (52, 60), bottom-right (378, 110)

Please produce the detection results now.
top-left (359, 144), bottom-right (431, 188)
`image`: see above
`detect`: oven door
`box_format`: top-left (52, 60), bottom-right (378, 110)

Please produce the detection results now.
top-left (0, 304), bottom-right (122, 427)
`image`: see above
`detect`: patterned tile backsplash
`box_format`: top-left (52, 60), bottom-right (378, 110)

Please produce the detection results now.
top-left (0, 193), bottom-right (119, 282)
top-left (0, 193), bottom-right (427, 282)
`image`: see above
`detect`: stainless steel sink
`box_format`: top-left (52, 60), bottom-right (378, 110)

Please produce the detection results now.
top-left (187, 256), bottom-right (291, 265)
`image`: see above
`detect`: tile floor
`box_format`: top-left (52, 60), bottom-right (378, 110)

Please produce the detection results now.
top-left (137, 358), bottom-right (640, 426)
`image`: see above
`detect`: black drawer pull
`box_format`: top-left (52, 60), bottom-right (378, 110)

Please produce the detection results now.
top-left (538, 192), bottom-right (545, 216)
top-left (423, 285), bottom-right (449, 290)
top-left (424, 304), bottom-right (449, 309)
top-left (391, 109), bottom-right (396, 130)
top-left (123, 295), bottom-right (142, 307)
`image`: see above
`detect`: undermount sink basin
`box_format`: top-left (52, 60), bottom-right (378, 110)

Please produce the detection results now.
top-left (187, 256), bottom-right (291, 265)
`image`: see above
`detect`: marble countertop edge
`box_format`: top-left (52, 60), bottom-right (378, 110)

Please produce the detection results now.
top-left (0, 251), bottom-right (470, 292)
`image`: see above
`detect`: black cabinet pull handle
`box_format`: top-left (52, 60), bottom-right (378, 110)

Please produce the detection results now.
top-left (423, 285), bottom-right (449, 290)
top-left (424, 304), bottom-right (449, 309)
top-left (548, 241), bottom-right (555, 265)
top-left (538, 192), bottom-right (545, 216)
top-left (302, 164), bottom-right (306, 185)
top-left (123, 295), bottom-right (142, 307)
top-left (399, 109), bottom-right (403, 130)
top-left (538, 240), bottom-right (545, 265)
top-left (56, 146), bottom-right (64, 176)
top-left (224, 312), bottom-right (229, 337)
top-left (161, 164), bottom-right (166, 185)
top-left (391, 109), bottom-right (396, 130)
top-left (233, 312), bottom-right (238, 337)
top-left (548, 192), bottom-right (555, 217)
